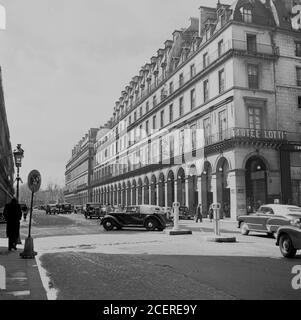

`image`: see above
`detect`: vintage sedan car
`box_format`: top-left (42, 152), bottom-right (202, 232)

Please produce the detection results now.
top-left (276, 223), bottom-right (301, 258)
top-left (46, 204), bottom-right (59, 215)
top-left (59, 203), bottom-right (72, 214)
top-left (238, 204), bottom-right (301, 237)
top-left (101, 205), bottom-right (170, 231)
top-left (179, 206), bottom-right (194, 220)
top-left (84, 203), bottom-right (103, 219)
top-left (73, 205), bottom-right (83, 214)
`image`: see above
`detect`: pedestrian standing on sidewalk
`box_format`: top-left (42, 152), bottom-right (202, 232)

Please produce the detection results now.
top-left (195, 204), bottom-right (203, 223)
top-left (208, 204), bottom-right (214, 222)
top-left (3, 198), bottom-right (22, 251)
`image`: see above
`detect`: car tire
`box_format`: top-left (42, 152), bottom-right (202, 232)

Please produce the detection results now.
top-left (240, 222), bottom-right (249, 235)
top-left (279, 234), bottom-right (297, 258)
top-left (145, 219), bottom-right (157, 231)
top-left (103, 219), bottom-right (114, 231)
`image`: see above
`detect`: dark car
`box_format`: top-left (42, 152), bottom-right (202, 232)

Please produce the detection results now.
top-left (101, 205), bottom-right (170, 231)
top-left (238, 204), bottom-right (301, 237)
top-left (276, 220), bottom-right (301, 258)
top-left (84, 203), bottom-right (103, 219)
top-left (59, 203), bottom-right (72, 214)
top-left (179, 206), bottom-right (194, 220)
top-left (46, 204), bottom-right (58, 215)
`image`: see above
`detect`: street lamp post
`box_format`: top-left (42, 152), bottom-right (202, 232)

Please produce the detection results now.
top-left (13, 144), bottom-right (24, 245)
top-left (13, 144), bottom-right (24, 202)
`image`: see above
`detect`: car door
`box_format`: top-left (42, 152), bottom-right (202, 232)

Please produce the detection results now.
top-left (129, 206), bottom-right (144, 226)
top-left (246, 207), bottom-right (272, 232)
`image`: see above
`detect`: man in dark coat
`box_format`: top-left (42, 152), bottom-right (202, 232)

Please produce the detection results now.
top-left (3, 198), bottom-right (22, 251)
top-left (195, 203), bottom-right (203, 223)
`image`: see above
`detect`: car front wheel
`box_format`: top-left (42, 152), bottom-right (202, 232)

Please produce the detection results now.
top-left (279, 234), bottom-right (296, 258)
top-left (145, 219), bottom-right (157, 231)
top-left (240, 222), bottom-right (249, 235)
top-left (103, 219), bottom-right (114, 231)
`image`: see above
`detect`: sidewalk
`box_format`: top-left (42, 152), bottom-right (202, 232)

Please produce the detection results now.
top-left (0, 239), bottom-right (47, 300)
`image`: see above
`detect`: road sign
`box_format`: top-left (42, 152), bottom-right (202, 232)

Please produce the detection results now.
top-left (212, 203), bottom-right (221, 210)
top-left (27, 170), bottom-right (41, 193)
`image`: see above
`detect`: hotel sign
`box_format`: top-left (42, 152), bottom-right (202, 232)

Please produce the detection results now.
top-left (233, 128), bottom-right (286, 141)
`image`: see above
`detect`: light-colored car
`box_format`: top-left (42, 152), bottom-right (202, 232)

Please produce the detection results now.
top-left (238, 204), bottom-right (301, 237)
top-left (276, 224), bottom-right (301, 258)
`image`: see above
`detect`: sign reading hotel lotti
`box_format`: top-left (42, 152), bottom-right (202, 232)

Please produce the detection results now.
top-left (232, 128), bottom-right (287, 140)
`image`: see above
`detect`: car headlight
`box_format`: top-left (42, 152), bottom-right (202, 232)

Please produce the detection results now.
top-left (290, 218), bottom-right (301, 228)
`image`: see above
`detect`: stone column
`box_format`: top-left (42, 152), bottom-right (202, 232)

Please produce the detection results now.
top-left (156, 184), bottom-right (159, 206)
top-left (211, 174), bottom-right (217, 203)
top-left (185, 178), bottom-right (189, 207)
top-left (228, 169), bottom-right (246, 220)
top-left (149, 185), bottom-right (152, 204)
top-left (174, 180), bottom-right (178, 203)
top-left (164, 182), bottom-right (168, 207)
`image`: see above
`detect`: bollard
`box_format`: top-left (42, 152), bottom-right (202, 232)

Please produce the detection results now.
top-left (173, 202), bottom-right (180, 231)
top-left (205, 202), bottom-right (236, 243)
top-left (214, 207), bottom-right (220, 236)
top-left (168, 202), bottom-right (192, 235)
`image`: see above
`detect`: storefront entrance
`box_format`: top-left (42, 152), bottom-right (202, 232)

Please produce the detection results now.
top-left (245, 156), bottom-right (267, 212)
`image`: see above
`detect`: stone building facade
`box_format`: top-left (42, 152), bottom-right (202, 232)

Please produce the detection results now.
top-left (68, 0), bottom-right (301, 219)
top-left (0, 67), bottom-right (14, 207)
top-left (64, 128), bottom-right (99, 205)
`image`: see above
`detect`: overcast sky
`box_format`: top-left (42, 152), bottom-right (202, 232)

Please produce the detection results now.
top-left (0, 0), bottom-right (233, 188)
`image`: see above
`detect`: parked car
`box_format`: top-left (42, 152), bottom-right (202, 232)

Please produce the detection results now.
top-left (73, 205), bottom-right (83, 214)
top-left (179, 206), bottom-right (194, 220)
top-left (101, 205), bottom-right (170, 231)
top-left (58, 203), bottom-right (72, 214)
top-left (84, 203), bottom-right (103, 219)
top-left (161, 207), bottom-right (173, 222)
top-left (46, 204), bottom-right (59, 215)
top-left (276, 222), bottom-right (301, 258)
top-left (238, 204), bottom-right (301, 237)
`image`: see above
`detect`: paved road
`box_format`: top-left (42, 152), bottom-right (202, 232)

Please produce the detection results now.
top-left (1, 211), bottom-right (300, 300)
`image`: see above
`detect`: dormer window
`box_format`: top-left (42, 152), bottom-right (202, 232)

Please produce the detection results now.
top-left (240, 6), bottom-right (252, 23)
top-left (205, 28), bottom-right (211, 41)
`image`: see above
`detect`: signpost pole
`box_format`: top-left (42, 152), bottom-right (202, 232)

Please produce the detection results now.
top-left (28, 191), bottom-right (34, 238)
top-left (20, 170), bottom-right (41, 259)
